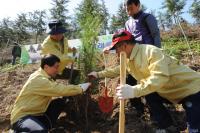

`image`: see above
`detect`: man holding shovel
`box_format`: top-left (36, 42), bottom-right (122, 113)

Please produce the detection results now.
top-left (88, 30), bottom-right (200, 132)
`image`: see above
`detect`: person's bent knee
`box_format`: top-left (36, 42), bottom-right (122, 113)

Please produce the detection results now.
top-left (12, 116), bottom-right (47, 133)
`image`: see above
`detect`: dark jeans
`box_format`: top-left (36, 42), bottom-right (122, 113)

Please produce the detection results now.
top-left (126, 74), bottom-right (173, 128)
top-left (180, 92), bottom-right (200, 132)
top-left (126, 74), bottom-right (145, 115)
top-left (127, 75), bottom-right (200, 131)
top-left (145, 93), bottom-right (173, 128)
top-left (12, 56), bottom-right (17, 65)
top-left (147, 92), bottom-right (200, 132)
top-left (12, 98), bottom-right (65, 132)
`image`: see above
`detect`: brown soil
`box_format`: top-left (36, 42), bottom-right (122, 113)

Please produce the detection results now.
top-left (1, 53), bottom-right (199, 133)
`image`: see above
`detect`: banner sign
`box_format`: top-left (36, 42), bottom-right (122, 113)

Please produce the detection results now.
top-left (20, 44), bottom-right (42, 64)
top-left (20, 34), bottom-right (112, 64)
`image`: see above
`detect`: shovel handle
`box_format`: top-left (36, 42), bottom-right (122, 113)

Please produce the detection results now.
top-left (103, 52), bottom-right (109, 98)
top-left (104, 87), bottom-right (108, 97)
top-left (119, 52), bottom-right (126, 133)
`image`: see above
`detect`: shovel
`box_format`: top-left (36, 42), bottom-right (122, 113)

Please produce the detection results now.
top-left (98, 78), bottom-right (113, 113)
top-left (98, 53), bottom-right (113, 113)
top-left (119, 51), bottom-right (126, 133)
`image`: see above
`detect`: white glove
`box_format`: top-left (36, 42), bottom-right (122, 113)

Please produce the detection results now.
top-left (88, 71), bottom-right (98, 78)
top-left (79, 82), bottom-right (91, 92)
top-left (116, 84), bottom-right (137, 99)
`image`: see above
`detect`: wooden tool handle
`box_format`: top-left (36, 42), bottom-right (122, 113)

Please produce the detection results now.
top-left (119, 52), bottom-right (126, 133)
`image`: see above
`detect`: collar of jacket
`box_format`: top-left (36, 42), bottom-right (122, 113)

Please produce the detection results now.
top-left (133, 10), bottom-right (143, 19)
top-left (38, 67), bottom-right (51, 79)
top-left (48, 35), bottom-right (61, 43)
top-left (129, 44), bottom-right (139, 60)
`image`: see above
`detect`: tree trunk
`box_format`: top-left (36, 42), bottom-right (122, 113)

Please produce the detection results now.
top-left (175, 15), bottom-right (194, 61)
top-left (35, 33), bottom-right (38, 44)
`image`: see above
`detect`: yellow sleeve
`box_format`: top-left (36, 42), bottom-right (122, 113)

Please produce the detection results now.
top-left (97, 65), bottom-right (120, 78)
top-left (41, 40), bottom-right (74, 73)
top-left (31, 76), bottom-right (82, 97)
top-left (134, 48), bottom-right (170, 97)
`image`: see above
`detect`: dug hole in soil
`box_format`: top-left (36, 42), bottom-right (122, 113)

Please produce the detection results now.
top-left (1, 53), bottom-right (200, 133)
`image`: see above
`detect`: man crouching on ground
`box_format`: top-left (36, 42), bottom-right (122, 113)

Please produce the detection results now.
top-left (11, 54), bottom-right (91, 132)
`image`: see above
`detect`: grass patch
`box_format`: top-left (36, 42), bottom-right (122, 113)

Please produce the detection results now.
top-left (162, 38), bottom-right (200, 59)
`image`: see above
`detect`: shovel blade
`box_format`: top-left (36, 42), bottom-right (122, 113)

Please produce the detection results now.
top-left (98, 96), bottom-right (113, 113)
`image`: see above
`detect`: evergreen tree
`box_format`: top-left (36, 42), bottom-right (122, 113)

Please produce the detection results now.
top-left (162, 0), bottom-right (186, 24)
top-left (189, 0), bottom-right (200, 24)
top-left (99, 0), bottom-right (109, 35)
top-left (162, 0), bottom-right (192, 59)
top-left (50, 0), bottom-right (70, 31)
top-left (157, 11), bottom-right (173, 30)
top-left (27, 10), bottom-right (46, 43)
top-left (76, 0), bottom-right (103, 76)
top-left (13, 13), bottom-right (31, 43)
top-left (0, 18), bottom-right (15, 46)
top-left (109, 3), bottom-right (128, 33)
top-left (68, 16), bottom-right (80, 39)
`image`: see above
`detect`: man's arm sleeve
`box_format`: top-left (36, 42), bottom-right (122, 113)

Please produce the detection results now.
top-left (31, 77), bottom-right (82, 97)
top-left (146, 15), bottom-right (161, 48)
top-left (133, 48), bottom-right (170, 97)
top-left (97, 65), bottom-right (120, 78)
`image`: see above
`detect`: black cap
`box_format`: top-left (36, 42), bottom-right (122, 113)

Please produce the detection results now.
top-left (48, 20), bottom-right (62, 29)
top-left (48, 19), bottom-right (67, 35)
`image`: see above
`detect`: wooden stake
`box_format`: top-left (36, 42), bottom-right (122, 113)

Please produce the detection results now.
top-left (119, 52), bottom-right (126, 133)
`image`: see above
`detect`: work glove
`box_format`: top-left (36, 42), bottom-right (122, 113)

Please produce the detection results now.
top-left (88, 71), bottom-right (98, 79)
top-left (116, 84), bottom-right (137, 100)
top-left (79, 82), bottom-right (91, 92)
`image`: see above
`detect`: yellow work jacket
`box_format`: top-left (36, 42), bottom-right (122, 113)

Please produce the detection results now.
top-left (98, 44), bottom-right (200, 103)
top-left (11, 68), bottom-right (82, 125)
top-left (41, 36), bottom-right (73, 73)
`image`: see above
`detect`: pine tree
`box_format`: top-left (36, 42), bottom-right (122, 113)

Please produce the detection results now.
top-left (76, 0), bottom-right (103, 77)
top-left (109, 3), bottom-right (128, 33)
top-left (162, 0), bottom-right (186, 24)
top-left (27, 10), bottom-right (46, 43)
top-left (14, 13), bottom-right (31, 43)
top-left (50, 0), bottom-right (70, 28)
top-left (189, 0), bottom-right (200, 24)
top-left (99, 0), bottom-right (109, 35)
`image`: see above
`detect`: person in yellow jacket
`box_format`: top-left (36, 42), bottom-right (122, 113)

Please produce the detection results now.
top-left (41, 20), bottom-right (78, 82)
top-left (11, 54), bottom-right (91, 132)
top-left (88, 30), bottom-right (200, 132)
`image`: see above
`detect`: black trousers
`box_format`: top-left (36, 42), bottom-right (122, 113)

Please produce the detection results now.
top-left (126, 74), bottom-right (174, 128)
top-left (180, 92), bottom-right (200, 131)
top-left (12, 98), bottom-right (65, 132)
top-left (127, 74), bottom-right (200, 130)
top-left (55, 68), bottom-right (80, 84)
top-left (126, 74), bottom-right (145, 115)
